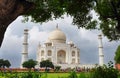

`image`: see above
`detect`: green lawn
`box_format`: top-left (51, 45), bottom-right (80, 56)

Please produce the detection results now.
top-left (40, 72), bottom-right (89, 78)
top-left (41, 73), bottom-right (70, 78)
top-left (0, 72), bottom-right (81, 78)
top-left (0, 72), bottom-right (119, 78)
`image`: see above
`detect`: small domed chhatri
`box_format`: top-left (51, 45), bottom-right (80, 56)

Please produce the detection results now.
top-left (48, 26), bottom-right (66, 43)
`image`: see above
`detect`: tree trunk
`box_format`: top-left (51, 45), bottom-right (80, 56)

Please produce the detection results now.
top-left (0, 0), bottom-right (34, 47)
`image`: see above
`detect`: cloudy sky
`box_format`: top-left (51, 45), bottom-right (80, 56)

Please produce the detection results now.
top-left (0, 15), bottom-right (120, 68)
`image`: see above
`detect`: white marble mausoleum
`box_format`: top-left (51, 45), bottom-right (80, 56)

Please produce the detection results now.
top-left (21, 26), bottom-right (104, 69)
top-left (36, 26), bottom-right (81, 68)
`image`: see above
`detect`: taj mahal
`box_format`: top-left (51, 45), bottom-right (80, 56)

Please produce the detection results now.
top-left (21, 25), bottom-right (104, 69)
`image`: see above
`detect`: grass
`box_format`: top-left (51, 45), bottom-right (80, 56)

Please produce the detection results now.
top-left (42, 73), bottom-right (69, 78)
top-left (0, 71), bottom-right (119, 78)
top-left (0, 72), bottom-right (82, 78)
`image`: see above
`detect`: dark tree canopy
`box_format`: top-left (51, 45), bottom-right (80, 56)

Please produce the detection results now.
top-left (0, 0), bottom-right (120, 47)
top-left (0, 0), bottom-right (94, 47)
top-left (95, 0), bottom-right (120, 41)
top-left (40, 60), bottom-right (54, 70)
top-left (22, 59), bottom-right (37, 69)
top-left (0, 59), bottom-right (11, 68)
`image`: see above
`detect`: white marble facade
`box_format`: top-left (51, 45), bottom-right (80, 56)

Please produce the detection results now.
top-left (36, 27), bottom-right (80, 68)
top-left (21, 26), bottom-right (104, 69)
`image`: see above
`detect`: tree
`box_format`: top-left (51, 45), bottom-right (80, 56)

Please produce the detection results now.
top-left (0, 59), bottom-right (11, 68)
top-left (0, 0), bottom-right (35, 47)
top-left (3, 60), bottom-right (11, 68)
top-left (22, 59), bottom-right (37, 69)
top-left (40, 60), bottom-right (54, 71)
top-left (68, 71), bottom-right (78, 78)
top-left (1, 0), bottom-right (120, 47)
top-left (0, 0), bottom-right (94, 47)
top-left (114, 45), bottom-right (120, 64)
top-left (94, 0), bottom-right (120, 41)
top-left (0, 59), bottom-right (4, 68)
top-left (54, 66), bottom-right (61, 72)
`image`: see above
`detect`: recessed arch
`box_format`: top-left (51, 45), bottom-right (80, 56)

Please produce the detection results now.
top-left (72, 58), bottom-right (75, 64)
top-left (57, 50), bottom-right (66, 64)
top-left (41, 50), bottom-right (44, 56)
top-left (48, 50), bottom-right (52, 56)
top-left (72, 51), bottom-right (75, 57)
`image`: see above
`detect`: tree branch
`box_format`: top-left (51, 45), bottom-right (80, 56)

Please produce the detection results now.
top-left (0, 0), bottom-right (35, 47)
top-left (111, 1), bottom-right (120, 31)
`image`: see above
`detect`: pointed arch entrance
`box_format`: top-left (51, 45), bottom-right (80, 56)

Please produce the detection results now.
top-left (57, 50), bottom-right (66, 64)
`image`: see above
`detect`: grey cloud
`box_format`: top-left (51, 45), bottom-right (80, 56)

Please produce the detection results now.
top-left (1, 34), bottom-right (22, 67)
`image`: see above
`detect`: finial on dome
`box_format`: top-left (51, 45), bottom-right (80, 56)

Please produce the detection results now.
top-left (56, 24), bottom-right (59, 29)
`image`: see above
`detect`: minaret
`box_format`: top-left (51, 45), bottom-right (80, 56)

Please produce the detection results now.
top-left (21, 29), bottom-right (29, 68)
top-left (56, 24), bottom-right (58, 29)
top-left (98, 34), bottom-right (104, 66)
top-left (37, 42), bottom-right (41, 62)
top-left (36, 42), bottom-right (41, 68)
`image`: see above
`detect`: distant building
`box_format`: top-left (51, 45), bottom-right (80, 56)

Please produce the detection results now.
top-left (21, 25), bottom-right (104, 69)
top-left (36, 26), bottom-right (80, 68)
top-left (21, 29), bottom-right (28, 68)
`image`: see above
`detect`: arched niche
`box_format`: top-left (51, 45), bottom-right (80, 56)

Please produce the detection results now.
top-left (57, 50), bottom-right (66, 64)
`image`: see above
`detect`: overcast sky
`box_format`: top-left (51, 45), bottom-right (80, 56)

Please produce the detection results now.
top-left (0, 15), bottom-right (120, 68)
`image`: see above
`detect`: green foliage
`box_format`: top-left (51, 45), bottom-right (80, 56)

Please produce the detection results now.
top-left (25, 0), bottom-right (67, 22)
top-left (0, 70), bottom-right (119, 78)
top-left (23, 0), bottom-right (120, 41)
top-left (0, 59), bottom-right (4, 68)
top-left (22, 59), bottom-right (37, 69)
top-left (54, 66), bottom-right (61, 72)
top-left (114, 45), bottom-right (120, 64)
top-left (20, 72), bottom-right (41, 78)
top-left (40, 60), bottom-right (54, 71)
top-left (3, 60), bottom-right (11, 68)
top-left (1, 0), bottom-right (120, 43)
top-left (24, 0), bottom-right (95, 30)
top-left (95, 0), bottom-right (120, 41)
top-left (0, 72), bottom-right (42, 78)
top-left (91, 61), bottom-right (118, 78)
top-left (0, 59), bottom-right (11, 68)
top-left (79, 72), bottom-right (89, 78)
top-left (68, 71), bottom-right (78, 78)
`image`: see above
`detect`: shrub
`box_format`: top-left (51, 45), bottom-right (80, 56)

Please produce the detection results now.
top-left (79, 72), bottom-right (86, 78)
top-left (68, 71), bottom-right (78, 78)
top-left (91, 61), bottom-right (118, 78)
top-left (54, 66), bottom-right (61, 72)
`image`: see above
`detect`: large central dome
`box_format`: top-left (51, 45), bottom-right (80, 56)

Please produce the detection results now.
top-left (48, 27), bottom-right (66, 43)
